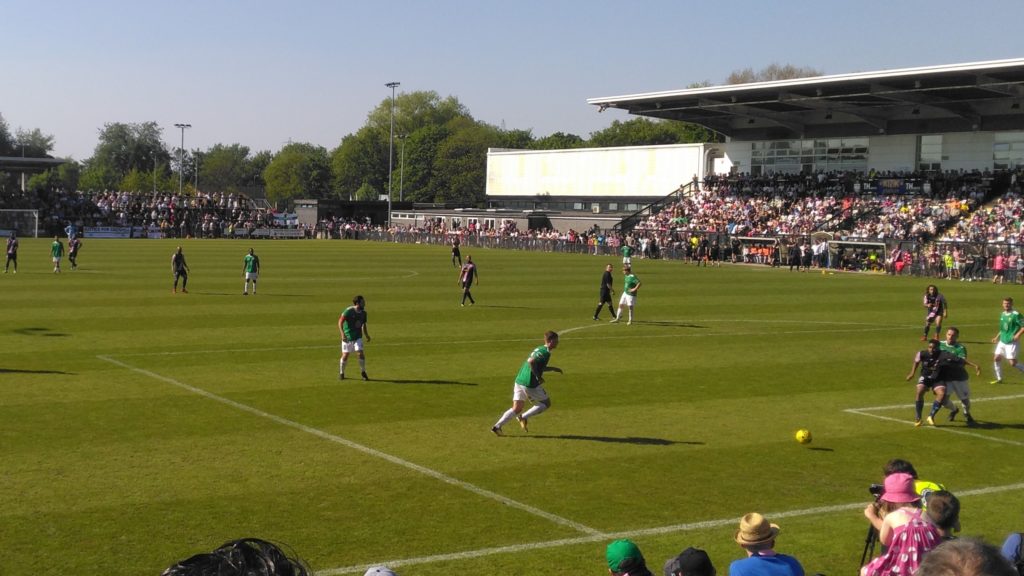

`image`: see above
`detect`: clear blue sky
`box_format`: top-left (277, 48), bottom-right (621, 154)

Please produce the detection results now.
top-left (4, 0), bottom-right (1021, 161)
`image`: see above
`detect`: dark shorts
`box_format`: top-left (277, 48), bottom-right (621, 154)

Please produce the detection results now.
top-left (599, 290), bottom-right (612, 302)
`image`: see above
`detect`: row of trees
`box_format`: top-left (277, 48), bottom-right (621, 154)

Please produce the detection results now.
top-left (2, 64), bottom-right (820, 207)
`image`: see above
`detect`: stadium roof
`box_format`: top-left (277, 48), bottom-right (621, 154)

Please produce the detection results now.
top-left (588, 58), bottom-right (1024, 141)
top-left (0, 156), bottom-right (67, 172)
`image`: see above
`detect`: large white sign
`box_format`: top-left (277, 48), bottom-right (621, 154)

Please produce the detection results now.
top-left (486, 143), bottom-right (705, 198)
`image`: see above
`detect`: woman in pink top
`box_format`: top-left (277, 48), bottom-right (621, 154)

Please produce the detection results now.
top-left (993, 252), bottom-right (1006, 284)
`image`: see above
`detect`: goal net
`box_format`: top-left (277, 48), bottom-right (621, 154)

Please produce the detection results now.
top-left (0, 209), bottom-right (40, 238)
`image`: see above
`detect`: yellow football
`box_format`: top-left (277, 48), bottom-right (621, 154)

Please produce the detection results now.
top-left (795, 429), bottom-right (812, 444)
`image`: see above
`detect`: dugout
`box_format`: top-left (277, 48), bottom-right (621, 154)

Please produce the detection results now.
top-left (734, 236), bottom-right (780, 264)
top-left (829, 240), bottom-right (887, 271)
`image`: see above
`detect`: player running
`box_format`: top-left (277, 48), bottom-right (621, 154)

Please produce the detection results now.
top-left (491, 331), bottom-right (562, 436)
top-left (991, 297), bottom-right (1024, 383)
top-left (922, 285), bottom-right (947, 341)
top-left (68, 235), bottom-right (82, 270)
top-left (939, 327), bottom-right (980, 427)
top-left (338, 295), bottom-right (371, 381)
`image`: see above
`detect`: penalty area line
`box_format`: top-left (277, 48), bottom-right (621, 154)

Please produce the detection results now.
top-left (844, 393), bottom-right (1024, 447)
top-left (318, 481), bottom-right (1024, 575)
top-left (96, 354), bottom-right (603, 538)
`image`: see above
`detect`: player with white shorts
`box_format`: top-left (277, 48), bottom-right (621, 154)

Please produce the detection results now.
top-left (991, 297), bottom-right (1024, 384)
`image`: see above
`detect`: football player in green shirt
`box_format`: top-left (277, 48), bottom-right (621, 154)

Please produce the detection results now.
top-left (611, 266), bottom-right (641, 325)
top-left (50, 235), bottom-right (64, 274)
top-left (991, 297), bottom-right (1024, 383)
top-left (338, 295), bottom-right (371, 380)
top-left (491, 331), bottom-right (562, 436)
top-left (242, 248), bottom-right (261, 295)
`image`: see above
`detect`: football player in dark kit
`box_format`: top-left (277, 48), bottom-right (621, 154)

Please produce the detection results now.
top-left (68, 235), bottom-right (83, 270)
top-left (451, 235), bottom-right (462, 267)
top-left (593, 263), bottom-right (616, 320)
top-left (458, 255), bottom-right (478, 306)
top-left (172, 246), bottom-right (190, 293)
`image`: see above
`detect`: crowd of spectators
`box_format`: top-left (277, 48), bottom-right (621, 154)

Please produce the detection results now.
top-left (0, 187), bottom-right (278, 237)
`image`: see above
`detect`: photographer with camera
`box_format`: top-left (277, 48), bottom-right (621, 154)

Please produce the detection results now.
top-left (861, 472), bottom-right (941, 576)
top-left (861, 460), bottom-right (943, 564)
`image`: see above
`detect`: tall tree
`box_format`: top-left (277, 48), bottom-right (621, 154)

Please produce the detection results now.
top-left (588, 117), bottom-right (714, 147)
top-left (532, 132), bottom-right (584, 150)
top-left (14, 128), bottom-right (55, 157)
top-left (263, 142), bottom-right (331, 205)
top-left (431, 120), bottom-right (500, 205)
top-left (0, 113), bottom-right (13, 156)
top-left (331, 127), bottom-right (385, 200)
top-left (726, 63), bottom-right (824, 84)
top-left (199, 143), bottom-right (251, 193)
top-left (88, 121), bottom-right (172, 186)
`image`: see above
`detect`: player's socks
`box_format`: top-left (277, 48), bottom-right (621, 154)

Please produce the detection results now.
top-left (929, 401), bottom-right (942, 418)
top-left (358, 358), bottom-right (366, 374)
top-left (993, 363), bottom-right (1003, 381)
top-left (914, 400), bottom-right (924, 420)
top-left (521, 404), bottom-right (547, 419)
top-left (1014, 363), bottom-right (1024, 374)
top-left (340, 358), bottom-right (347, 377)
top-left (494, 408), bottom-right (517, 429)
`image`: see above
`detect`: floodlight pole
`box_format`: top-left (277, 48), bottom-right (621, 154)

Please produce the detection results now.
top-left (174, 123), bottom-right (191, 196)
top-left (385, 81), bottom-right (400, 228)
top-left (398, 134), bottom-right (407, 202)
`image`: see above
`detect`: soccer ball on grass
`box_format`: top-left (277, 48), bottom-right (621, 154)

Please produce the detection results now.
top-left (795, 429), bottom-right (812, 444)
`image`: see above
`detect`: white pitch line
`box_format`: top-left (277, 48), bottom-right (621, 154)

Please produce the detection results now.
top-left (844, 393), bottom-right (1024, 447)
top-left (317, 481), bottom-right (1024, 575)
top-left (96, 354), bottom-right (602, 537)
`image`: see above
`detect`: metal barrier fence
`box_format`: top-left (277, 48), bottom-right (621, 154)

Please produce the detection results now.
top-left (329, 230), bottom-right (1024, 281)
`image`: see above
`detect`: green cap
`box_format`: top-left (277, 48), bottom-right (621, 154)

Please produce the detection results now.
top-left (606, 539), bottom-right (644, 572)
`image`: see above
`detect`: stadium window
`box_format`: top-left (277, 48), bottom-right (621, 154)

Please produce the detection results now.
top-left (608, 203), bottom-right (618, 211)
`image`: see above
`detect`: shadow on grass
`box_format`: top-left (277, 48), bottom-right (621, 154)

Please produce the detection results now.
top-left (964, 420), bottom-right (1024, 431)
top-left (371, 378), bottom-right (477, 386)
top-left (472, 304), bottom-right (534, 310)
top-left (0, 368), bottom-right (71, 374)
top-left (519, 434), bottom-right (701, 446)
top-left (808, 447), bottom-right (835, 452)
top-left (12, 327), bottom-right (69, 337)
top-left (632, 320), bottom-right (707, 328)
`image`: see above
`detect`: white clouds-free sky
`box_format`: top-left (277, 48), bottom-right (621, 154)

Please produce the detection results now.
top-left (3, 0), bottom-right (1021, 161)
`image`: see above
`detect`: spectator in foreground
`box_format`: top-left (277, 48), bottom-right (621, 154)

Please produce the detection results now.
top-left (730, 512), bottom-right (804, 576)
top-left (664, 546), bottom-right (716, 576)
top-left (1001, 531), bottom-right (1023, 568)
top-left (861, 472), bottom-right (940, 576)
top-left (924, 490), bottom-right (961, 540)
top-left (160, 538), bottom-right (309, 576)
top-left (607, 538), bottom-right (654, 576)
top-left (916, 537), bottom-right (1017, 576)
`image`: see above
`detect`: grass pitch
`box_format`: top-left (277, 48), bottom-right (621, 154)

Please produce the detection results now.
top-left (2, 238), bottom-right (1022, 575)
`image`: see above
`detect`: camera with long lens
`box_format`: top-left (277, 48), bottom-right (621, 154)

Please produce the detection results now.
top-left (869, 483), bottom-right (884, 497)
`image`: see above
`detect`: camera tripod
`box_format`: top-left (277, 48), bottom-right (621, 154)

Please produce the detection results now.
top-left (860, 524), bottom-right (878, 567)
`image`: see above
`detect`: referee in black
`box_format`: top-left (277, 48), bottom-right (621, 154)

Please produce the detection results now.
top-left (594, 263), bottom-right (616, 320)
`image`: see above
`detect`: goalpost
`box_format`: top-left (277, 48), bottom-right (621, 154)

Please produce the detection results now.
top-left (0, 209), bottom-right (40, 238)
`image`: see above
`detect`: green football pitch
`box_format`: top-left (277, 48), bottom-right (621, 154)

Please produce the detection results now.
top-left (2, 238), bottom-right (1022, 575)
